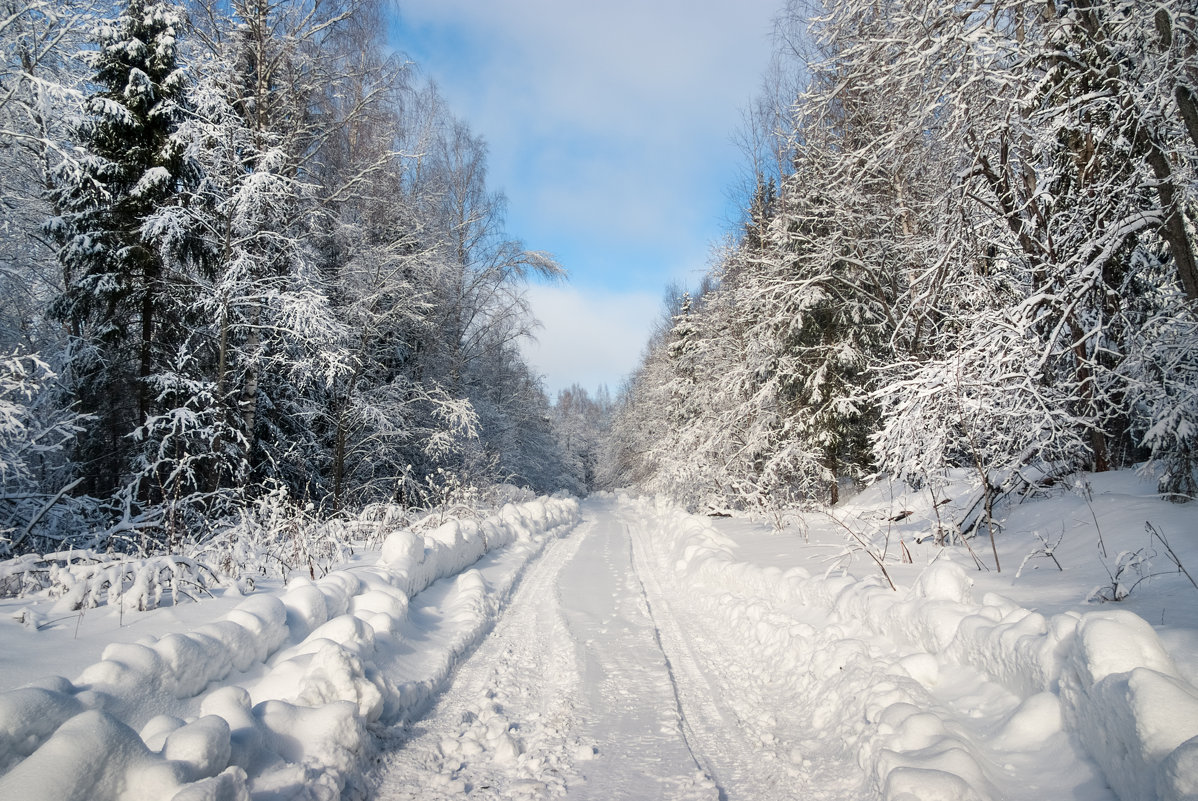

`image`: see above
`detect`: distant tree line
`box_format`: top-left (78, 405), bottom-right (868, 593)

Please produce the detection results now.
top-left (607, 0), bottom-right (1198, 514)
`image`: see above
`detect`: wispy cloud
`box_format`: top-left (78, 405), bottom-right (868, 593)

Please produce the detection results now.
top-left (520, 283), bottom-right (663, 397)
top-left (395, 0), bottom-right (779, 277)
top-left (393, 1), bottom-right (781, 391)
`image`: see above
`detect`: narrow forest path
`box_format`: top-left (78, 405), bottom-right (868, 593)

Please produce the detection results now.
top-left (370, 498), bottom-right (729, 800)
top-left (368, 496), bottom-right (1119, 801)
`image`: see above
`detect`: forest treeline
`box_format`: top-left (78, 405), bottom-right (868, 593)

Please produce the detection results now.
top-left (608, 0), bottom-right (1198, 515)
top-left (0, 0), bottom-right (610, 556)
top-left (7, 0), bottom-right (1196, 558)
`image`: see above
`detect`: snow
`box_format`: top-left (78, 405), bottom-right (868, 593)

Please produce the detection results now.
top-left (3, 474), bottom-right (1198, 800)
top-left (0, 497), bottom-right (580, 801)
top-left (627, 471), bottom-right (1198, 801)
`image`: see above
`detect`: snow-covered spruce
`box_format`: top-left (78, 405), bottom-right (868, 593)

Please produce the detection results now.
top-left (0, 497), bottom-right (579, 801)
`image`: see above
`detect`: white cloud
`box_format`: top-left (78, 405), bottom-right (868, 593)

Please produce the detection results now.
top-left (392, 2), bottom-right (783, 389)
top-left (395, 0), bottom-right (781, 288)
top-left (520, 283), bottom-right (662, 397)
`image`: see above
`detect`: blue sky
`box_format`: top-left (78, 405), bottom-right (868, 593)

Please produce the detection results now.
top-left (390, 0), bottom-right (782, 397)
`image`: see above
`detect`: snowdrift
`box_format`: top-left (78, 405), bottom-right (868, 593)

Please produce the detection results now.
top-left (0, 497), bottom-right (580, 801)
top-left (631, 495), bottom-right (1198, 801)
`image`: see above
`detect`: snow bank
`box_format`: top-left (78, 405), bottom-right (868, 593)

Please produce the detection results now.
top-left (0, 497), bottom-right (579, 801)
top-left (632, 495), bottom-right (1198, 801)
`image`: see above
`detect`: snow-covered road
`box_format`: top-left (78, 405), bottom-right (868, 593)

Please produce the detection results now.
top-left (371, 498), bottom-right (723, 800)
top-left (6, 486), bottom-right (1194, 800)
top-left (369, 494), bottom-right (1197, 801)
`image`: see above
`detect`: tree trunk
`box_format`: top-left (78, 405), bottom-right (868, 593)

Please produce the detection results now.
top-left (238, 302), bottom-right (261, 463)
top-left (331, 369), bottom-right (361, 511)
top-left (138, 256), bottom-right (158, 423)
top-left (1069, 318), bottom-right (1110, 472)
top-left (1141, 142), bottom-right (1198, 305)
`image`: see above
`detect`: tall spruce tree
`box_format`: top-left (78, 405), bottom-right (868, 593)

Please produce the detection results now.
top-left (49, 0), bottom-right (190, 501)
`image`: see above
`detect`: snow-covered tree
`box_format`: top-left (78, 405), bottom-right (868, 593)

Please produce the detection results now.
top-left (48, 0), bottom-right (193, 504)
top-left (0, 0), bottom-right (100, 344)
top-left (613, 0), bottom-right (1198, 520)
top-left (550, 384), bottom-right (611, 495)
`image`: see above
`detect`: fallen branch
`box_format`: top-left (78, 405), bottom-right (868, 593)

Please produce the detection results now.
top-left (8, 478), bottom-right (84, 554)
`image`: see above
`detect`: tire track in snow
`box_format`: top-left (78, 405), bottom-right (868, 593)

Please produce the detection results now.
top-left (622, 506), bottom-right (803, 800)
top-left (370, 521), bottom-right (590, 799)
top-left (371, 497), bottom-right (735, 801)
top-left (556, 501), bottom-right (720, 800)
top-left (623, 523), bottom-right (727, 801)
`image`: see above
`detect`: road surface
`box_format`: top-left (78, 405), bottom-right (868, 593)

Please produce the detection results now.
top-left (369, 495), bottom-right (1113, 801)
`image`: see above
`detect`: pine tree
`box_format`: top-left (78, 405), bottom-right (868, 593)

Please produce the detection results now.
top-left (48, 0), bottom-right (190, 500)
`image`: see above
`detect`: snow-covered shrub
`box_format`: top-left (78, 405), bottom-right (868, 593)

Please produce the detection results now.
top-left (873, 317), bottom-right (1090, 493)
top-left (1087, 548), bottom-right (1153, 604)
top-left (0, 352), bottom-right (90, 557)
top-left (1122, 310), bottom-right (1198, 500)
top-left (0, 550), bottom-right (223, 612)
top-left (411, 468), bottom-right (490, 528)
top-left (190, 483), bottom-right (354, 582)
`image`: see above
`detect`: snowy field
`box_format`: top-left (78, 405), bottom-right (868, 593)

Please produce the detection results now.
top-left (2, 473), bottom-right (1198, 800)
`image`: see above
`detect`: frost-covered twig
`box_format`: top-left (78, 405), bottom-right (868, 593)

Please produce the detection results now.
top-left (1016, 527), bottom-right (1064, 578)
top-left (1145, 521), bottom-right (1198, 592)
top-left (1088, 547), bottom-right (1158, 603)
top-left (823, 511), bottom-right (896, 591)
top-left (8, 477), bottom-right (83, 554)
top-left (1075, 478), bottom-right (1108, 559)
